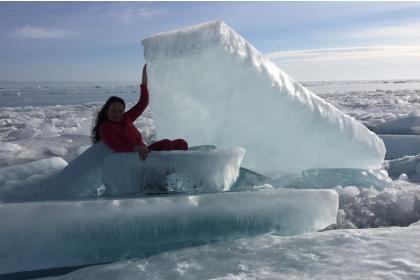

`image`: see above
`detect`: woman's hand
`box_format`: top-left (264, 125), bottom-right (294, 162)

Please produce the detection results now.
top-left (142, 64), bottom-right (148, 86)
top-left (134, 145), bottom-right (149, 161)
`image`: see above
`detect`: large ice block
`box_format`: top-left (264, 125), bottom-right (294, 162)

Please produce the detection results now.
top-left (142, 21), bottom-right (385, 176)
top-left (0, 189), bottom-right (338, 274)
top-left (102, 147), bottom-right (245, 194)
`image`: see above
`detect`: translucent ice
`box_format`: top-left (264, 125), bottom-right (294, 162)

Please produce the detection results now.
top-left (386, 154), bottom-right (420, 182)
top-left (142, 21), bottom-right (385, 176)
top-left (0, 189), bottom-right (338, 274)
top-left (0, 157), bottom-right (67, 202)
top-left (49, 225), bottom-right (420, 280)
top-left (335, 181), bottom-right (420, 228)
top-left (380, 135), bottom-right (420, 159)
top-left (281, 168), bottom-right (392, 190)
top-left (102, 147), bottom-right (246, 194)
top-left (372, 113), bottom-right (420, 135)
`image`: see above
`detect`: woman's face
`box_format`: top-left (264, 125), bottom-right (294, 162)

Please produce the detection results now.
top-left (107, 102), bottom-right (125, 122)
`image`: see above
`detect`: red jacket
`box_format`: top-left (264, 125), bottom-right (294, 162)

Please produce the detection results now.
top-left (99, 84), bottom-right (149, 152)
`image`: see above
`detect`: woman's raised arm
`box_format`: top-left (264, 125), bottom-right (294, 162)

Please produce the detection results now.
top-left (125, 64), bottom-right (149, 122)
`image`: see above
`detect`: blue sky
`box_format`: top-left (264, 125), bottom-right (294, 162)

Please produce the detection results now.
top-left (1, 1), bottom-right (420, 82)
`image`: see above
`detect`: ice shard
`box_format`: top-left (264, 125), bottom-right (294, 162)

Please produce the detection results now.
top-left (142, 21), bottom-right (385, 176)
top-left (0, 188), bottom-right (338, 274)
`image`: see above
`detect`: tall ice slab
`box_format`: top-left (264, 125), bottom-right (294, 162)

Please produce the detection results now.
top-left (142, 21), bottom-right (385, 176)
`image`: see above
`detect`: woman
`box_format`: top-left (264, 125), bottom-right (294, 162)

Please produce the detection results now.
top-left (91, 64), bottom-right (188, 160)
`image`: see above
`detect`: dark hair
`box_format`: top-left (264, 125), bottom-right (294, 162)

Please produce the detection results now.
top-left (91, 96), bottom-right (125, 143)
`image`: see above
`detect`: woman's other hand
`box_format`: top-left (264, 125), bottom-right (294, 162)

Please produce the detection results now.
top-left (142, 64), bottom-right (148, 86)
top-left (134, 145), bottom-right (149, 161)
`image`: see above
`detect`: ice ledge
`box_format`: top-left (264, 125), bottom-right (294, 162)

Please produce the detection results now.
top-left (0, 188), bottom-right (338, 274)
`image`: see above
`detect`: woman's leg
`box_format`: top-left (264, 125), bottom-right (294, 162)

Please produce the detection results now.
top-left (148, 139), bottom-right (174, 151)
top-left (148, 139), bottom-right (188, 151)
top-left (172, 139), bottom-right (188, 150)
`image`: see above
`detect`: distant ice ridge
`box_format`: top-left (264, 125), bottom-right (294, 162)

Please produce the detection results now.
top-left (103, 147), bottom-right (246, 194)
top-left (47, 224), bottom-right (420, 280)
top-left (142, 21), bottom-right (385, 176)
top-left (387, 154), bottom-right (420, 182)
top-left (0, 189), bottom-right (338, 274)
top-left (380, 135), bottom-right (420, 159)
top-left (372, 113), bottom-right (420, 135)
top-left (371, 113), bottom-right (420, 160)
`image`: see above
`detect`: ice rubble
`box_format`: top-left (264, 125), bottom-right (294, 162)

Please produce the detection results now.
top-left (0, 103), bottom-right (155, 167)
top-left (102, 147), bottom-right (245, 194)
top-left (49, 224), bottom-right (420, 280)
top-left (334, 181), bottom-right (420, 228)
top-left (142, 21), bottom-right (385, 176)
top-left (0, 157), bottom-right (67, 202)
top-left (0, 188), bottom-right (338, 274)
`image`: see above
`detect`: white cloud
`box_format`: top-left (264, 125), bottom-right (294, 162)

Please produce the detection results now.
top-left (109, 4), bottom-right (164, 25)
top-left (341, 22), bottom-right (420, 41)
top-left (266, 45), bottom-right (420, 63)
top-left (266, 45), bottom-right (420, 81)
top-left (14, 25), bottom-right (77, 39)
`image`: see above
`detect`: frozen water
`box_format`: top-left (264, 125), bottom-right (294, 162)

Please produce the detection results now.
top-left (38, 141), bottom-right (113, 200)
top-left (1, 141), bottom-right (113, 202)
top-left (0, 81), bottom-right (139, 107)
top-left (0, 188), bottom-right (338, 274)
top-left (43, 224), bottom-right (420, 280)
top-left (0, 157), bottom-right (67, 202)
top-left (380, 135), bottom-right (420, 159)
top-left (371, 113), bottom-right (420, 135)
top-left (0, 143), bottom-right (245, 202)
top-left (142, 21), bottom-right (385, 176)
top-left (1, 58), bottom-right (420, 279)
top-left (272, 168), bottom-right (392, 190)
top-left (233, 167), bottom-right (392, 191)
top-left (0, 100), bottom-right (155, 167)
top-left (386, 154), bottom-right (420, 182)
top-left (102, 147), bottom-right (246, 194)
top-left (335, 181), bottom-right (420, 228)
top-left (305, 80), bottom-right (420, 127)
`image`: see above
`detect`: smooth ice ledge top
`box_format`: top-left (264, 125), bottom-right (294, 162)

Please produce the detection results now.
top-left (142, 21), bottom-right (386, 176)
top-left (143, 21), bottom-right (254, 61)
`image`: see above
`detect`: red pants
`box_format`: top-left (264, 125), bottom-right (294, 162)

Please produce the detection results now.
top-left (148, 139), bottom-right (188, 151)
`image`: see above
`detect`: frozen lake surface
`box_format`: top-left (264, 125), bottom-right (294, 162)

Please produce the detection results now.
top-left (1, 79), bottom-right (420, 279)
